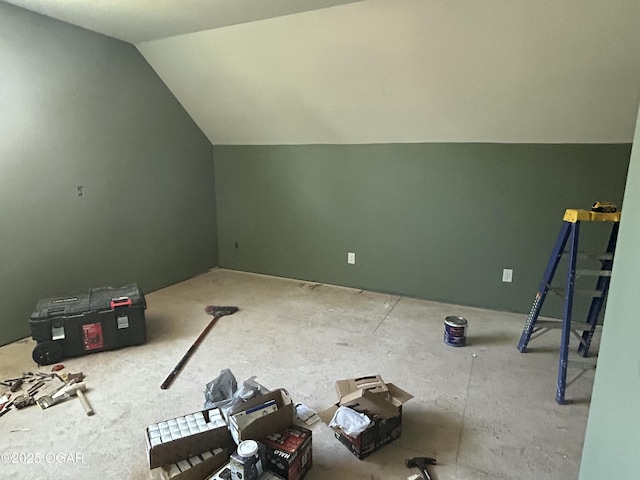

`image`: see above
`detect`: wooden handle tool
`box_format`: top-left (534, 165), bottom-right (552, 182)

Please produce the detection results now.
top-left (72, 383), bottom-right (94, 416)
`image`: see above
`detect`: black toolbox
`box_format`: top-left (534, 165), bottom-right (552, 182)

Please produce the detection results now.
top-left (29, 284), bottom-right (146, 365)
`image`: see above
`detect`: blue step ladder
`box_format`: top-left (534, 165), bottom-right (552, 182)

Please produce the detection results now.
top-left (517, 207), bottom-right (620, 404)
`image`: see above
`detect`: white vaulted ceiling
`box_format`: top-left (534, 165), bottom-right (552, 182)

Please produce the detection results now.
top-left (5, 0), bottom-right (640, 145)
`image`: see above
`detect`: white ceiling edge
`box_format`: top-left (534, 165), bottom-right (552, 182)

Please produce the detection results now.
top-left (2, 0), bottom-right (366, 44)
top-left (138, 0), bottom-right (640, 145)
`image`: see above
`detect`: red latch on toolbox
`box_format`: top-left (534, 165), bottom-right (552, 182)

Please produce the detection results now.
top-left (110, 296), bottom-right (132, 309)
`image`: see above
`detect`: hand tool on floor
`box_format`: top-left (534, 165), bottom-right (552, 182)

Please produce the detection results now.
top-left (10, 378), bottom-right (23, 392)
top-left (27, 380), bottom-right (45, 397)
top-left (36, 381), bottom-right (92, 415)
top-left (160, 306), bottom-right (239, 390)
top-left (0, 401), bottom-right (14, 418)
top-left (36, 381), bottom-right (77, 409)
top-left (14, 394), bottom-right (35, 409)
top-left (72, 383), bottom-right (94, 416)
top-left (405, 457), bottom-right (437, 480)
top-left (35, 369), bottom-right (93, 414)
top-left (61, 372), bottom-right (85, 384)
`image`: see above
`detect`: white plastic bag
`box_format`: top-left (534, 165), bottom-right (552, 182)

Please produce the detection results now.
top-left (204, 369), bottom-right (270, 420)
top-left (204, 368), bottom-right (238, 409)
top-left (329, 406), bottom-right (372, 436)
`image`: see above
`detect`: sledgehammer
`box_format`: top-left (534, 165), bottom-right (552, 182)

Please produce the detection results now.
top-left (160, 306), bottom-right (239, 389)
top-left (405, 457), bottom-right (436, 480)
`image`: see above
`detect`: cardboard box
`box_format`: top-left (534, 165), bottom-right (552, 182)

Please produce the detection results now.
top-left (320, 376), bottom-right (413, 459)
top-left (149, 389), bottom-right (296, 478)
top-left (260, 425), bottom-right (312, 480)
top-left (335, 375), bottom-right (389, 398)
top-left (162, 448), bottom-right (229, 480)
top-left (228, 389), bottom-right (295, 444)
top-left (231, 399), bottom-right (279, 430)
top-left (146, 408), bottom-right (235, 470)
top-left (333, 412), bottom-right (403, 459)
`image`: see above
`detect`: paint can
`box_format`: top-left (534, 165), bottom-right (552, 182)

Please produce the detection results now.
top-left (230, 440), bottom-right (264, 480)
top-left (444, 316), bottom-right (468, 347)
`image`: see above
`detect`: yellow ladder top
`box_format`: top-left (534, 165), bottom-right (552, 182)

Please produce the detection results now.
top-left (563, 209), bottom-right (621, 223)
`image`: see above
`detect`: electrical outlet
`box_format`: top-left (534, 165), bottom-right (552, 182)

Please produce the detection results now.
top-left (502, 268), bottom-right (513, 283)
top-left (347, 252), bottom-right (356, 265)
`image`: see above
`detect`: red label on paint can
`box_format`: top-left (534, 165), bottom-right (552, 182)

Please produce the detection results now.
top-left (82, 322), bottom-right (104, 351)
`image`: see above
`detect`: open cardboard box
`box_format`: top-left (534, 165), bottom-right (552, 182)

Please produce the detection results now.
top-left (145, 410), bottom-right (235, 479)
top-left (319, 375), bottom-right (413, 459)
top-left (335, 375), bottom-right (389, 398)
top-left (228, 388), bottom-right (295, 444)
top-left (161, 448), bottom-right (229, 480)
top-left (147, 389), bottom-right (298, 478)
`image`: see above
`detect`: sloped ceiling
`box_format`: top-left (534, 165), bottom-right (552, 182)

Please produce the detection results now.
top-left (6, 0), bottom-right (640, 145)
top-left (2, 0), bottom-right (365, 43)
top-left (139, 0), bottom-right (640, 144)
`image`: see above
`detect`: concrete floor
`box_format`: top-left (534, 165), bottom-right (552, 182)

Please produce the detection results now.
top-left (0, 269), bottom-right (598, 480)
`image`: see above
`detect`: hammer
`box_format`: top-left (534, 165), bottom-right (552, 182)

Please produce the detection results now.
top-left (405, 457), bottom-right (436, 480)
top-left (70, 383), bottom-right (94, 416)
top-left (160, 306), bottom-right (239, 389)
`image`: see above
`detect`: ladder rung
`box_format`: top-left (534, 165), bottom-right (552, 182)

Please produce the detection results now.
top-left (569, 252), bottom-right (614, 261)
top-left (548, 287), bottom-right (604, 298)
top-left (574, 289), bottom-right (605, 297)
top-left (534, 320), bottom-right (603, 330)
top-left (575, 269), bottom-right (612, 277)
top-left (534, 320), bottom-right (562, 329)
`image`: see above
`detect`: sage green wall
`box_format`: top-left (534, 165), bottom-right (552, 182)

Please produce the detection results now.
top-left (0, 3), bottom-right (217, 346)
top-left (579, 107), bottom-right (640, 479)
top-left (215, 143), bottom-right (629, 315)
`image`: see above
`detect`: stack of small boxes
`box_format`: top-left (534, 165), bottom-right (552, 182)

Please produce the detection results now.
top-left (166, 448), bottom-right (225, 478)
top-left (147, 409), bottom-right (227, 447)
top-left (145, 407), bottom-right (235, 480)
top-left (146, 389), bottom-right (313, 480)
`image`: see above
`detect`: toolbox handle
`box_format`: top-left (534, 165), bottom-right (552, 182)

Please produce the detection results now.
top-left (110, 297), bottom-right (132, 309)
top-left (47, 307), bottom-right (66, 317)
top-left (111, 296), bottom-right (131, 330)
